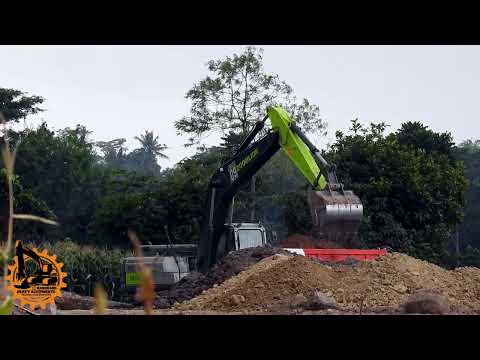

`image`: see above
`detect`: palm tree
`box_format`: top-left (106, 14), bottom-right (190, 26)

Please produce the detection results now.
top-left (133, 131), bottom-right (168, 174)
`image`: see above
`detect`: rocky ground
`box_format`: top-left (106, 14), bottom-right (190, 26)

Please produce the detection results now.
top-left (5, 247), bottom-right (480, 315)
top-left (175, 251), bottom-right (480, 315)
top-left (153, 246), bottom-right (295, 309)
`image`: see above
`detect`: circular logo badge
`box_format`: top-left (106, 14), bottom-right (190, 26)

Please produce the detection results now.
top-left (5, 240), bottom-right (67, 311)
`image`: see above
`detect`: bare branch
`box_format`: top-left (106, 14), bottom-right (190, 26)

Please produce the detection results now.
top-left (12, 214), bottom-right (59, 226)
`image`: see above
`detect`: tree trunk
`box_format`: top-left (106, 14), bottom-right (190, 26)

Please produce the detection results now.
top-left (249, 175), bottom-right (256, 222)
top-left (456, 230), bottom-right (460, 266)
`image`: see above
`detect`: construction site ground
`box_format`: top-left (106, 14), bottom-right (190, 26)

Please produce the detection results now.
top-left (51, 246), bottom-right (480, 315)
top-left (56, 308), bottom-right (385, 315)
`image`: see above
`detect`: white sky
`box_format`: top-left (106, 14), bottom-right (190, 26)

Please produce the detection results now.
top-left (1, 45), bottom-right (479, 168)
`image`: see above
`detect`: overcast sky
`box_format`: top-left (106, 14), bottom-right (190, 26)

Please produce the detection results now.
top-left (1, 45), bottom-right (479, 168)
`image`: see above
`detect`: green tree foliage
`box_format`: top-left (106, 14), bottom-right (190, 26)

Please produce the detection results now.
top-left (131, 130), bottom-right (168, 175)
top-left (95, 131), bottom-right (167, 176)
top-left (324, 120), bottom-right (467, 264)
top-left (176, 47), bottom-right (324, 145)
top-left (2, 117), bottom-right (170, 247)
top-left (10, 123), bottom-right (107, 244)
top-left (161, 146), bottom-right (224, 243)
top-left (0, 169), bottom-right (56, 243)
top-left (396, 121), bottom-right (455, 158)
top-left (454, 140), bottom-right (480, 251)
top-left (175, 47), bottom-right (326, 143)
top-left (175, 46), bottom-right (325, 221)
top-left (91, 146), bottom-right (223, 246)
top-left (95, 138), bottom-right (128, 168)
top-left (90, 171), bottom-right (167, 245)
top-left (220, 130), bottom-right (246, 157)
top-left (0, 88), bottom-right (44, 123)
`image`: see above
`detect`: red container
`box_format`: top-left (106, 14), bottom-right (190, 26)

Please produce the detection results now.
top-left (303, 248), bottom-right (387, 262)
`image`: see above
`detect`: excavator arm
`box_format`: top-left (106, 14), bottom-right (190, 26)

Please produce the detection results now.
top-left (197, 106), bottom-right (363, 272)
top-left (268, 106), bottom-right (327, 190)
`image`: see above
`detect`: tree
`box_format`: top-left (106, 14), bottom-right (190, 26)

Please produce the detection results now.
top-left (396, 121), bottom-right (456, 159)
top-left (95, 138), bottom-right (128, 168)
top-left (0, 169), bottom-right (56, 244)
top-left (132, 131), bottom-right (168, 175)
top-left (161, 146), bottom-right (225, 244)
top-left (454, 139), bottom-right (480, 253)
top-left (11, 122), bottom-right (106, 244)
top-left (90, 170), bottom-right (168, 246)
top-left (324, 120), bottom-right (468, 264)
top-left (90, 145), bottom-right (224, 247)
top-left (219, 130), bottom-right (246, 158)
top-left (0, 88), bottom-right (44, 123)
top-left (175, 46), bottom-right (325, 221)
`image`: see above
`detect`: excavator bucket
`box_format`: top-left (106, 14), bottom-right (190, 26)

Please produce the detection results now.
top-left (307, 188), bottom-right (363, 247)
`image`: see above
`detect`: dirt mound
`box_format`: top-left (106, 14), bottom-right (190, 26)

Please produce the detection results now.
top-left (154, 247), bottom-right (294, 308)
top-left (175, 254), bottom-right (296, 312)
top-left (351, 253), bottom-right (480, 312)
top-left (175, 252), bottom-right (480, 314)
top-left (280, 234), bottom-right (341, 249)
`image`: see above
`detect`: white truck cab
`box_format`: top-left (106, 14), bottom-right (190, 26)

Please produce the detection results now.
top-left (121, 223), bottom-right (267, 292)
top-left (230, 222), bottom-right (267, 249)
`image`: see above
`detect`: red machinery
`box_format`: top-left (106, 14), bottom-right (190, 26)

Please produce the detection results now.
top-left (283, 248), bottom-right (388, 261)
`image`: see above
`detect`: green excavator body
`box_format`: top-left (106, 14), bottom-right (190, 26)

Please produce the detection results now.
top-left (268, 106), bottom-right (327, 191)
top-left (268, 106), bottom-right (363, 247)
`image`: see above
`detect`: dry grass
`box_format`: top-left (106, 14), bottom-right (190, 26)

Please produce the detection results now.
top-left (0, 114), bottom-right (158, 315)
top-left (0, 113), bottom-right (59, 315)
top-left (128, 230), bottom-right (155, 315)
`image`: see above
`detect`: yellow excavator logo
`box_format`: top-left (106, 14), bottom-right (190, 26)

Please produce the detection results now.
top-left (236, 148), bottom-right (258, 172)
top-left (5, 240), bottom-right (67, 311)
top-left (228, 148), bottom-right (259, 182)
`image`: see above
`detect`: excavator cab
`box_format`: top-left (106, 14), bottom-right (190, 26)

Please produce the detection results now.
top-left (215, 223), bottom-right (267, 260)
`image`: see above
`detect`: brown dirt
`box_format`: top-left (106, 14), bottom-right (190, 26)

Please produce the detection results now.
top-left (280, 233), bottom-right (341, 249)
top-left (175, 252), bottom-right (480, 314)
top-left (56, 308), bottom-right (361, 315)
top-left (154, 247), bottom-right (295, 308)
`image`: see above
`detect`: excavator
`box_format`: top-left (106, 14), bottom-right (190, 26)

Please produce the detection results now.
top-left (196, 106), bottom-right (363, 273)
top-left (122, 106), bottom-right (363, 289)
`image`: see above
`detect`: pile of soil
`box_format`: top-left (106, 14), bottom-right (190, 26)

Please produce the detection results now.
top-left (280, 234), bottom-right (341, 249)
top-left (175, 252), bottom-right (480, 314)
top-left (154, 247), bottom-right (294, 308)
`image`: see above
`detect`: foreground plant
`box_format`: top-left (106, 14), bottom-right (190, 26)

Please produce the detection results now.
top-left (0, 113), bottom-right (58, 315)
top-left (94, 282), bottom-right (108, 315)
top-left (128, 230), bottom-right (155, 315)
